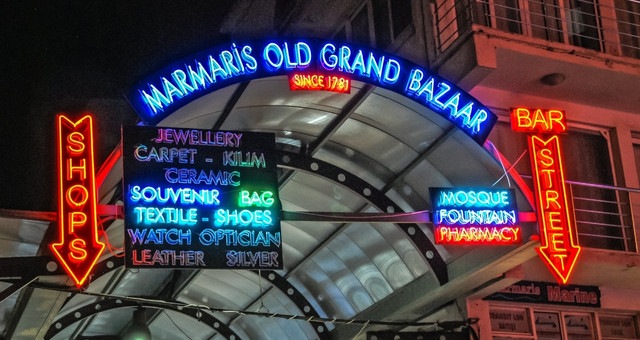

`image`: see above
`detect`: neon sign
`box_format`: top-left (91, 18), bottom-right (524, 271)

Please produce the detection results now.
top-left (529, 135), bottom-right (580, 284)
top-left (127, 39), bottom-right (497, 144)
top-left (122, 126), bottom-right (282, 269)
top-left (511, 108), bottom-right (567, 134)
top-left (50, 114), bottom-right (105, 287)
top-left (510, 107), bottom-right (579, 284)
top-left (430, 188), bottom-right (521, 245)
top-left (288, 73), bottom-right (351, 93)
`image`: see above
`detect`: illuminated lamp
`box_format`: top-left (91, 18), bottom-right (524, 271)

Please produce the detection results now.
top-left (123, 307), bottom-right (151, 340)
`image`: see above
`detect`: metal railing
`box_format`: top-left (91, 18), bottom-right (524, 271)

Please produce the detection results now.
top-left (433, 0), bottom-right (640, 59)
top-left (567, 181), bottom-right (637, 253)
top-left (516, 176), bottom-right (639, 253)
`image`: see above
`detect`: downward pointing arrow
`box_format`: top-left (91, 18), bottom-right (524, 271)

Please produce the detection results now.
top-left (50, 114), bottom-right (105, 287)
top-left (529, 134), bottom-right (581, 284)
top-left (537, 243), bottom-right (581, 284)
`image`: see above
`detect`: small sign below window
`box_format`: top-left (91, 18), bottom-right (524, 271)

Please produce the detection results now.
top-left (489, 307), bottom-right (532, 334)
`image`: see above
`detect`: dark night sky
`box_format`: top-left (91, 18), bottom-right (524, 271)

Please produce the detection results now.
top-left (0, 2), bottom-right (235, 211)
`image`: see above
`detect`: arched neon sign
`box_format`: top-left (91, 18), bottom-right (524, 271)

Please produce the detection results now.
top-left (126, 39), bottom-right (497, 144)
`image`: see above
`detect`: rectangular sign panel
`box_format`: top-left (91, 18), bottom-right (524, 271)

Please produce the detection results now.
top-left (485, 280), bottom-right (601, 307)
top-left (122, 126), bottom-right (282, 269)
top-left (510, 107), bottom-right (567, 134)
top-left (430, 187), bottom-right (520, 245)
top-left (288, 73), bottom-right (351, 93)
top-left (489, 307), bottom-right (532, 334)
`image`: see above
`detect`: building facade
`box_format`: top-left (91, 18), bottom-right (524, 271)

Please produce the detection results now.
top-left (1, 1), bottom-right (640, 339)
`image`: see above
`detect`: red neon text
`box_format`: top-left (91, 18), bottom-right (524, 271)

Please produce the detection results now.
top-left (289, 73), bottom-right (351, 93)
top-left (50, 114), bottom-right (105, 287)
top-left (530, 135), bottom-right (580, 284)
top-left (511, 108), bottom-right (567, 134)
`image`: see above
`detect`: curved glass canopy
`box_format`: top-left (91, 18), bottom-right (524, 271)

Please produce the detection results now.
top-left (0, 75), bottom-right (534, 340)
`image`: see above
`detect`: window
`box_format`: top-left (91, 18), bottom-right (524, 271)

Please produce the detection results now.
top-left (490, 305), bottom-right (640, 339)
top-left (471, 0), bottom-right (605, 52)
top-left (491, 122), bottom-right (629, 251)
top-left (615, 0), bottom-right (640, 59)
top-left (561, 130), bottom-right (623, 251)
top-left (434, 0), bottom-right (474, 51)
top-left (352, 4), bottom-right (372, 45)
top-left (568, 0), bottom-right (603, 51)
top-left (528, 0), bottom-right (564, 43)
top-left (494, 0), bottom-right (523, 34)
top-left (339, 0), bottom-right (412, 49)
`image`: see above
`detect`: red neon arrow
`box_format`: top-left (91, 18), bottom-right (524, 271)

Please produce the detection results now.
top-left (50, 114), bottom-right (105, 287)
top-left (529, 135), bottom-right (581, 284)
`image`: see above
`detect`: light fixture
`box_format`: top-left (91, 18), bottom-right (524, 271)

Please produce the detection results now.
top-left (540, 73), bottom-right (566, 86)
top-left (122, 307), bottom-right (151, 340)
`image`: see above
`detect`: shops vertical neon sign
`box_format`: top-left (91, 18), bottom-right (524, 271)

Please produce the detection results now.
top-left (511, 107), bottom-right (580, 284)
top-left (50, 114), bottom-right (105, 287)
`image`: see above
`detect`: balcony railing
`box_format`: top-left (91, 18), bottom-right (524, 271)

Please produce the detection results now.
top-left (568, 180), bottom-right (638, 253)
top-left (433, 0), bottom-right (640, 59)
top-left (516, 176), bottom-right (638, 253)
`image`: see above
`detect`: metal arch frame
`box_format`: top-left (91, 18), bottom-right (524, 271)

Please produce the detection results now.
top-left (0, 139), bottom-right (449, 339)
top-left (46, 148), bottom-right (447, 338)
top-left (276, 150), bottom-right (449, 284)
top-left (43, 297), bottom-right (238, 339)
top-left (255, 270), bottom-right (331, 339)
top-left (44, 258), bottom-right (329, 340)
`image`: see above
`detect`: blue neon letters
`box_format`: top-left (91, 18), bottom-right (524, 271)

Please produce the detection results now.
top-left (430, 188), bottom-right (519, 227)
top-left (129, 39), bottom-right (497, 144)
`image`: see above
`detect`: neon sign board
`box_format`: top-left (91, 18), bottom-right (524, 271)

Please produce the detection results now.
top-left (430, 188), bottom-right (521, 245)
top-left (126, 39), bottom-right (497, 145)
top-left (511, 107), bottom-right (579, 284)
top-left (529, 135), bottom-right (580, 284)
top-left (50, 114), bottom-right (105, 287)
top-left (288, 73), bottom-right (351, 93)
top-left (122, 126), bottom-right (282, 269)
top-left (511, 107), bottom-right (567, 134)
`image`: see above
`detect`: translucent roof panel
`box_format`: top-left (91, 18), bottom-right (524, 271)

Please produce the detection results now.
top-left (150, 310), bottom-right (216, 340)
top-left (177, 270), bottom-right (265, 323)
top-left (288, 222), bottom-right (431, 320)
top-left (354, 86), bottom-right (452, 151)
top-left (0, 218), bottom-right (48, 257)
top-left (232, 289), bottom-right (318, 339)
top-left (280, 171), bottom-right (367, 212)
top-left (14, 72), bottom-right (536, 340)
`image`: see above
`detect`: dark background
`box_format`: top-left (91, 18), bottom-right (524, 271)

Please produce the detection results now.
top-left (0, 2), bottom-right (235, 211)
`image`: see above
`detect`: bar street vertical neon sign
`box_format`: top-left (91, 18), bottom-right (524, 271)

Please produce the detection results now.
top-left (511, 107), bottom-right (580, 284)
top-left (50, 114), bottom-right (105, 287)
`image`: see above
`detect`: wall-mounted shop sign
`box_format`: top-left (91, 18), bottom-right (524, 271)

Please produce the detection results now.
top-left (511, 107), bottom-right (567, 134)
top-left (489, 307), bottom-right (532, 334)
top-left (599, 315), bottom-right (639, 338)
top-left (430, 188), bottom-right (520, 245)
top-left (122, 126), bottom-right (282, 269)
top-left (485, 280), bottom-right (601, 307)
top-left (511, 107), bottom-right (579, 284)
top-left (288, 73), bottom-right (351, 93)
top-left (126, 39), bottom-right (497, 144)
top-left (50, 114), bottom-right (105, 287)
